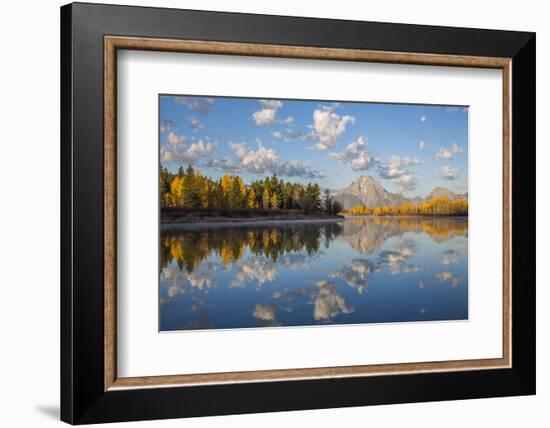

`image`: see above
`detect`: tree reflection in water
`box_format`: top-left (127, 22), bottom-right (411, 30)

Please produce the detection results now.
top-left (160, 217), bottom-right (468, 331)
top-left (160, 222), bottom-right (343, 273)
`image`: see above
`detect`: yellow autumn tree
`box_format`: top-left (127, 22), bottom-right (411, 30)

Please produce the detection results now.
top-left (160, 164), bottom-right (327, 213)
top-left (221, 174), bottom-right (233, 199)
top-left (230, 175), bottom-right (246, 208)
top-left (247, 187), bottom-right (257, 208)
top-left (346, 197), bottom-right (467, 217)
top-left (270, 192), bottom-right (279, 209)
top-left (262, 188), bottom-right (270, 209)
top-left (170, 176), bottom-right (185, 207)
top-left (234, 176), bottom-right (246, 197)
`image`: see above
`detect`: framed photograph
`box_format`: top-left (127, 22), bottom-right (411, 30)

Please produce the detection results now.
top-left (61, 2), bottom-right (535, 424)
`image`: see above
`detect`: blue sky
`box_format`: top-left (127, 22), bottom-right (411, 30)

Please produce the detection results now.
top-left (159, 95), bottom-right (468, 197)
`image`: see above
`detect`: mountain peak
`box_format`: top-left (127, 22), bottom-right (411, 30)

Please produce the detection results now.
top-left (426, 187), bottom-right (460, 200)
top-left (355, 175), bottom-right (380, 186)
top-left (336, 175), bottom-right (405, 208)
top-left (356, 175), bottom-right (376, 182)
top-left (334, 178), bottom-right (467, 209)
top-left (431, 186), bottom-right (452, 193)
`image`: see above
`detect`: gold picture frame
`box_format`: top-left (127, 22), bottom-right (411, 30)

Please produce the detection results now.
top-left (103, 35), bottom-right (512, 391)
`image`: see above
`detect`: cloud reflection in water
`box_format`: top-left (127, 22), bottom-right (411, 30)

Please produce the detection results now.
top-left (160, 217), bottom-right (468, 331)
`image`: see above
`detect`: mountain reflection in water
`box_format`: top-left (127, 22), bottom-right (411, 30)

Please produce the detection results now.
top-left (160, 217), bottom-right (468, 331)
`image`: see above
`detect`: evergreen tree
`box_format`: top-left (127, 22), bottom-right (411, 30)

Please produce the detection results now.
top-left (230, 177), bottom-right (245, 208)
top-left (160, 165), bottom-right (173, 207)
top-left (332, 200), bottom-right (343, 215)
top-left (252, 181), bottom-right (263, 208)
top-left (311, 183), bottom-right (321, 212)
top-left (323, 188), bottom-right (333, 213)
top-left (284, 182), bottom-right (294, 209)
top-left (161, 164), bottom-right (348, 214)
top-left (183, 166), bottom-right (201, 208)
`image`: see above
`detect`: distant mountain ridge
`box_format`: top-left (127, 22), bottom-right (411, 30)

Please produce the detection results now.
top-left (426, 187), bottom-right (468, 201)
top-left (334, 176), bottom-right (467, 209)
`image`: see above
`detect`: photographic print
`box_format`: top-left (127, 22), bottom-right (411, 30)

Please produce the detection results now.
top-left (159, 95), bottom-right (468, 331)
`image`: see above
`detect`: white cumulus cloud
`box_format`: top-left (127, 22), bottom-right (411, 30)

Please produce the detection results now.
top-left (161, 132), bottom-right (215, 164)
top-left (280, 116), bottom-right (295, 124)
top-left (252, 107), bottom-right (277, 126)
top-left (310, 107), bottom-right (355, 150)
top-left (216, 141), bottom-right (324, 179)
top-left (276, 160), bottom-right (325, 179)
top-left (186, 140), bottom-right (216, 159)
top-left (394, 173), bottom-right (418, 191)
top-left (160, 120), bottom-right (177, 134)
top-left (167, 131), bottom-right (185, 145)
top-left (173, 96), bottom-right (215, 115)
top-left (278, 128), bottom-right (311, 143)
top-left (441, 165), bottom-right (459, 180)
top-left (252, 99), bottom-right (294, 126)
top-left (230, 142), bottom-right (278, 174)
top-left (329, 136), bottom-right (378, 171)
top-left (436, 143), bottom-right (463, 160)
top-left (377, 155), bottom-right (419, 191)
top-left (187, 116), bottom-right (203, 132)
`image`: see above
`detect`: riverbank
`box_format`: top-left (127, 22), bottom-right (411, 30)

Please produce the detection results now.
top-left (161, 215), bottom-right (344, 230)
top-left (162, 208), bottom-right (343, 223)
top-left (342, 214), bottom-right (468, 218)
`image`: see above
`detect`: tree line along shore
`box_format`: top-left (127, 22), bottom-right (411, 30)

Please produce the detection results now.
top-left (160, 165), bottom-right (343, 219)
top-left (346, 198), bottom-right (468, 217)
top-left (160, 165), bottom-right (467, 222)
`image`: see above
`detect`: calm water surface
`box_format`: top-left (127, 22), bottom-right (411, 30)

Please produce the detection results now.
top-left (160, 217), bottom-right (468, 331)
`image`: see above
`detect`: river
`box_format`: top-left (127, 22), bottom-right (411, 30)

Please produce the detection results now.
top-left (159, 216), bottom-right (468, 331)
